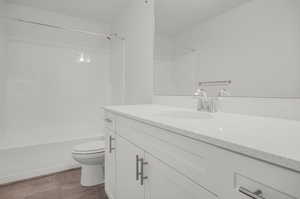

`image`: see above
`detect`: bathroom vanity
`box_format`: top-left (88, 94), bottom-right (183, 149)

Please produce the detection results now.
top-left (103, 105), bottom-right (300, 199)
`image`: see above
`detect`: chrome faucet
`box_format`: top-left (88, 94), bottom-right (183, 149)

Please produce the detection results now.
top-left (194, 88), bottom-right (230, 112)
top-left (194, 88), bottom-right (213, 112)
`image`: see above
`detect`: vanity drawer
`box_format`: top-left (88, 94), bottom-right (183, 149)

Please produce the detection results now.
top-left (222, 148), bottom-right (300, 199)
top-left (235, 174), bottom-right (295, 199)
top-left (104, 111), bottom-right (116, 131)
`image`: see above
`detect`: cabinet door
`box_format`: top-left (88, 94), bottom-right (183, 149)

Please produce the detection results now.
top-left (105, 128), bottom-right (116, 199)
top-left (115, 135), bottom-right (145, 199)
top-left (145, 153), bottom-right (218, 199)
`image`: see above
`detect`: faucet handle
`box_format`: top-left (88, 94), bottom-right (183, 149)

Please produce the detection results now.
top-left (194, 88), bottom-right (208, 100)
top-left (194, 88), bottom-right (201, 96)
top-left (218, 88), bottom-right (230, 97)
top-left (194, 88), bottom-right (203, 95)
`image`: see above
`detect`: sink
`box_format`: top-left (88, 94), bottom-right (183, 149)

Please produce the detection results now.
top-left (156, 110), bottom-right (213, 119)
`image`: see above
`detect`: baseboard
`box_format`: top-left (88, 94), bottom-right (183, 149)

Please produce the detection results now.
top-left (0, 163), bottom-right (80, 185)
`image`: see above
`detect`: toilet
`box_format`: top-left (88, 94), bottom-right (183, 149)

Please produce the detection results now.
top-left (72, 140), bottom-right (105, 186)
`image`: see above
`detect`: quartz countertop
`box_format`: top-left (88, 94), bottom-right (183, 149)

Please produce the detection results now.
top-left (104, 104), bottom-right (300, 172)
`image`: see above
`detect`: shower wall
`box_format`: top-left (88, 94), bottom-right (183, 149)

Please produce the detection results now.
top-left (0, 3), bottom-right (111, 183)
top-left (2, 3), bottom-right (111, 149)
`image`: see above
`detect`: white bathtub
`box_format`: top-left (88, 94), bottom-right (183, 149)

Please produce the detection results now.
top-left (0, 136), bottom-right (103, 184)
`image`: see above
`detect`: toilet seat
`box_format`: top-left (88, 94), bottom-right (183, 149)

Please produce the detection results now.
top-left (72, 140), bottom-right (104, 154)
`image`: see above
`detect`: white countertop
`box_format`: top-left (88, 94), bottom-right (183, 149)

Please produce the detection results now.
top-left (104, 104), bottom-right (300, 172)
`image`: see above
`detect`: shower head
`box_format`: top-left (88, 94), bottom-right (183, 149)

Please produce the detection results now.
top-left (106, 33), bottom-right (125, 41)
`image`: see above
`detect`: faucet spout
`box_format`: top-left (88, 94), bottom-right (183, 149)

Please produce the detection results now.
top-left (194, 89), bottom-right (209, 111)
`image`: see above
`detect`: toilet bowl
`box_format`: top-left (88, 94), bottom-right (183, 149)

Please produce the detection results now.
top-left (72, 140), bottom-right (105, 186)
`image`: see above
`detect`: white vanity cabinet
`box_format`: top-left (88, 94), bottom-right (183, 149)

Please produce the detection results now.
top-left (104, 108), bottom-right (300, 199)
top-left (114, 134), bottom-right (217, 199)
top-left (144, 153), bottom-right (218, 199)
top-left (115, 135), bottom-right (144, 199)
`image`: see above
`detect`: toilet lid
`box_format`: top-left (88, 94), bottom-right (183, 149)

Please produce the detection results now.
top-left (73, 140), bottom-right (104, 154)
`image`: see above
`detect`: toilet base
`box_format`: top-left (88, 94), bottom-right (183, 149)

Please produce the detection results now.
top-left (80, 164), bottom-right (104, 186)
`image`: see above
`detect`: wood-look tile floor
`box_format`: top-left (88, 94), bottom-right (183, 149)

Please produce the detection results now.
top-left (0, 169), bottom-right (108, 199)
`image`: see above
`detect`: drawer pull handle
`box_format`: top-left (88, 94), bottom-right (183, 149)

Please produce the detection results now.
top-left (136, 155), bottom-right (141, 181)
top-left (139, 158), bottom-right (148, 186)
top-left (239, 187), bottom-right (265, 199)
top-left (105, 118), bottom-right (113, 123)
top-left (109, 136), bottom-right (115, 153)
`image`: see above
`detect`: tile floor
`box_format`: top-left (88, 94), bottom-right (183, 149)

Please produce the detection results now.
top-left (0, 169), bottom-right (107, 199)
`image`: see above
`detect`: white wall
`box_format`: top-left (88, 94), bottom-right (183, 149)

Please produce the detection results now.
top-left (0, 3), bottom-right (110, 183)
top-left (111, 0), bottom-right (154, 105)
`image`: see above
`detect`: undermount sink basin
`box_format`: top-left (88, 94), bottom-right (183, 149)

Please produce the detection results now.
top-left (156, 110), bottom-right (213, 119)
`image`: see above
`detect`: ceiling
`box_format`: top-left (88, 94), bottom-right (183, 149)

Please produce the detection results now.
top-left (5, 0), bottom-right (250, 33)
top-left (5, 0), bottom-right (131, 23)
top-left (155, 0), bottom-right (250, 36)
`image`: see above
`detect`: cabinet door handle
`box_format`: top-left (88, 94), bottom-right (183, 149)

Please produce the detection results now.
top-left (136, 155), bottom-right (140, 181)
top-left (239, 187), bottom-right (266, 199)
top-left (140, 158), bottom-right (148, 186)
top-left (109, 136), bottom-right (115, 153)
